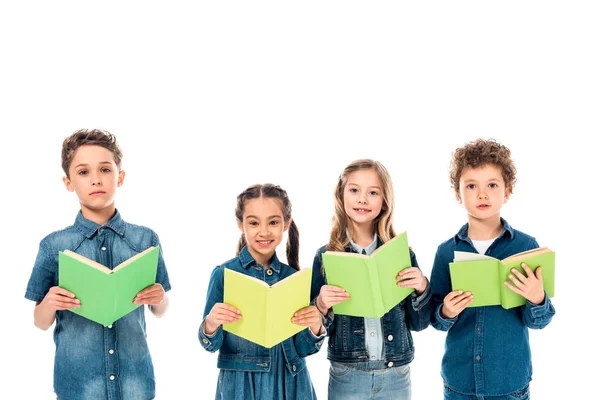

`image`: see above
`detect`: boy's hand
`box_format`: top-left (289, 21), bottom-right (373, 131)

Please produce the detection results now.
top-left (205, 303), bottom-right (241, 335)
top-left (292, 306), bottom-right (323, 336)
top-left (504, 263), bottom-right (545, 305)
top-left (441, 290), bottom-right (473, 319)
top-left (42, 286), bottom-right (80, 310)
top-left (316, 285), bottom-right (349, 315)
top-left (134, 283), bottom-right (165, 305)
top-left (396, 267), bottom-right (429, 294)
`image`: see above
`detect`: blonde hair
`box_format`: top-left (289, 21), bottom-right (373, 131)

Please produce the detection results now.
top-left (327, 159), bottom-right (396, 252)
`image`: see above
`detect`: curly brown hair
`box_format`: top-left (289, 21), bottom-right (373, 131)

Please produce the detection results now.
top-left (450, 138), bottom-right (516, 194)
top-left (61, 129), bottom-right (122, 177)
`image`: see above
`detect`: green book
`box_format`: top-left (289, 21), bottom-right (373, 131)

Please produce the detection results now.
top-left (223, 267), bottom-right (311, 349)
top-left (322, 232), bottom-right (414, 318)
top-left (449, 247), bottom-right (555, 309)
top-left (58, 246), bottom-right (159, 326)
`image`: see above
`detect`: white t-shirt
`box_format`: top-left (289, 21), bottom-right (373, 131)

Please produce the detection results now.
top-left (471, 237), bottom-right (497, 255)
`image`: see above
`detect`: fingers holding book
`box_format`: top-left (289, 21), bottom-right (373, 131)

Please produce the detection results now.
top-left (396, 267), bottom-right (429, 294)
top-left (441, 290), bottom-right (473, 319)
top-left (43, 286), bottom-right (81, 310)
top-left (504, 263), bottom-right (545, 305)
top-left (316, 285), bottom-right (350, 315)
top-left (205, 303), bottom-right (242, 334)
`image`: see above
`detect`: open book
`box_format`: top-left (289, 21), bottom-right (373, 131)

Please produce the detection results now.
top-left (223, 267), bottom-right (312, 348)
top-left (322, 232), bottom-right (414, 318)
top-left (449, 247), bottom-right (555, 309)
top-left (58, 247), bottom-right (159, 326)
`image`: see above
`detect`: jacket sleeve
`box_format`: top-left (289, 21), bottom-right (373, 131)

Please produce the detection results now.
top-left (405, 250), bottom-right (434, 331)
top-left (309, 248), bottom-right (335, 335)
top-left (520, 238), bottom-right (556, 329)
top-left (429, 247), bottom-right (458, 331)
top-left (198, 266), bottom-right (225, 352)
top-left (293, 326), bottom-right (326, 357)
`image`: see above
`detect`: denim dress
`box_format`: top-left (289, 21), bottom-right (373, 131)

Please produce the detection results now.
top-left (199, 246), bottom-right (324, 400)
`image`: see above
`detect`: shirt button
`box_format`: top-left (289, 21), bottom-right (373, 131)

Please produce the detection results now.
top-left (371, 356), bottom-right (376, 360)
top-left (387, 335), bottom-right (393, 341)
top-left (476, 355), bottom-right (481, 361)
top-left (101, 247), bottom-right (107, 251)
top-left (387, 362), bottom-right (394, 367)
top-left (266, 269), bottom-right (273, 276)
top-left (109, 375), bottom-right (115, 381)
top-left (292, 365), bottom-right (297, 372)
top-left (477, 328), bottom-right (481, 333)
top-left (370, 332), bottom-right (375, 337)
top-left (202, 338), bottom-right (209, 344)
top-left (107, 325), bottom-right (113, 329)
top-left (109, 349), bottom-right (114, 355)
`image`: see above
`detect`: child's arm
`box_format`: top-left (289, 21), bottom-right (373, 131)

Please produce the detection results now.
top-left (198, 266), bottom-right (240, 352)
top-left (291, 305), bottom-right (326, 357)
top-left (309, 249), bottom-right (347, 336)
top-left (34, 287), bottom-right (80, 330)
top-left (134, 283), bottom-right (169, 317)
top-left (429, 248), bottom-right (472, 331)
top-left (399, 251), bottom-right (434, 331)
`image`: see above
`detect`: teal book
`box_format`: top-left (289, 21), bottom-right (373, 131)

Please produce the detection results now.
top-left (449, 247), bottom-right (555, 309)
top-left (322, 232), bottom-right (414, 318)
top-left (223, 267), bottom-right (312, 348)
top-left (58, 246), bottom-right (159, 326)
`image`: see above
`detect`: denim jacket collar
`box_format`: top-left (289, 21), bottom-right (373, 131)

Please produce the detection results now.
top-left (454, 217), bottom-right (514, 244)
top-left (238, 245), bottom-right (282, 274)
top-left (74, 209), bottom-right (126, 239)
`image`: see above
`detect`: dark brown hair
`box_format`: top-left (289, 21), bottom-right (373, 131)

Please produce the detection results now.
top-left (450, 138), bottom-right (517, 194)
top-left (61, 129), bottom-right (122, 177)
top-left (235, 184), bottom-right (300, 271)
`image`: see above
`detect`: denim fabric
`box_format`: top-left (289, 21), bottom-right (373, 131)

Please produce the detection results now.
top-left (310, 241), bottom-right (433, 370)
top-left (199, 246), bottom-right (323, 399)
top-left (444, 383), bottom-right (530, 400)
top-left (328, 361), bottom-right (411, 400)
top-left (430, 219), bottom-right (555, 396)
top-left (24, 210), bottom-right (171, 400)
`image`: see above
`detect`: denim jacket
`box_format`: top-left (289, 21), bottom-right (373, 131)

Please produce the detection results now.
top-left (310, 241), bottom-right (433, 369)
top-left (24, 210), bottom-right (172, 400)
top-left (429, 219), bottom-right (555, 396)
top-left (198, 246), bottom-right (324, 376)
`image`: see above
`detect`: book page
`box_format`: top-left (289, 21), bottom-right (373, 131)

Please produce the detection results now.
top-left (453, 251), bottom-right (497, 262)
top-left (62, 250), bottom-right (112, 274)
top-left (113, 246), bottom-right (157, 272)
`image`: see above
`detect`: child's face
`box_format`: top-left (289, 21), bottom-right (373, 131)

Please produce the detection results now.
top-left (237, 197), bottom-right (289, 265)
top-left (63, 145), bottom-right (124, 214)
top-left (457, 164), bottom-right (510, 223)
top-left (343, 169), bottom-right (384, 231)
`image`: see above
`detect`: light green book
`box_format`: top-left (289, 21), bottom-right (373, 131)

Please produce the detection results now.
top-left (58, 246), bottom-right (159, 326)
top-left (223, 267), bottom-right (311, 348)
top-left (322, 232), bottom-right (414, 318)
top-left (449, 247), bottom-right (555, 309)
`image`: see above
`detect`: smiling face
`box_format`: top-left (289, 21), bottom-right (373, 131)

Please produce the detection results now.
top-left (343, 168), bottom-right (384, 233)
top-left (457, 163), bottom-right (510, 223)
top-left (63, 145), bottom-right (124, 218)
top-left (237, 196), bottom-right (289, 267)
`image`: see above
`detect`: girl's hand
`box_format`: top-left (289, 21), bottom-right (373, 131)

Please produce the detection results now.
top-left (134, 283), bottom-right (165, 305)
top-left (205, 303), bottom-right (241, 335)
top-left (292, 306), bottom-right (323, 336)
top-left (316, 285), bottom-right (349, 315)
top-left (396, 267), bottom-right (429, 294)
top-left (441, 290), bottom-right (473, 319)
top-left (42, 286), bottom-right (80, 311)
top-left (504, 263), bottom-right (545, 305)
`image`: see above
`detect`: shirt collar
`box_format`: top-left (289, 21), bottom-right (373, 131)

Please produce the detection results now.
top-left (350, 233), bottom-right (379, 255)
top-left (238, 245), bottom-right (282, 274)
top-left (455, 217), bottom-right (514, 244)
top-left (74, 209), bottom-right (126, 239)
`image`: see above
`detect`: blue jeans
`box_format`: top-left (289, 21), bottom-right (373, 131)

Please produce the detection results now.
top-left (443, 383), bottom-right (530, 400)
top-left (328, 362), bottom-right (411, 400)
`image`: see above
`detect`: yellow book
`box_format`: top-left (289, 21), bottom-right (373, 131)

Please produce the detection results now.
top-left (223, 267), bottom-right (311, 348)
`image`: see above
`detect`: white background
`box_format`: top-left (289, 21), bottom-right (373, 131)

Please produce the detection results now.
top-left (2, 1), bottom-right (598, 399)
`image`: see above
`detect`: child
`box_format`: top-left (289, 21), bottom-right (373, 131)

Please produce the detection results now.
top-left (24, 129), bottom-right (171, 400)
top-left (429, 139), bottom-right (555, 400)
top-left (199, 184), bottom-right (325, 400)
top-left (311, 159), bottom-right (433, 400)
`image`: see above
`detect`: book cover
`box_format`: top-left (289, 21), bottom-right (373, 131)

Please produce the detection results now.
top-left (322, 232), bottom-right (414, 318)
top-left (223, 267), bottom-right (311, 348)
top-left (449, 247), bottom-right (555, 309)
top-left (58, 246), bottom-right (159, 326)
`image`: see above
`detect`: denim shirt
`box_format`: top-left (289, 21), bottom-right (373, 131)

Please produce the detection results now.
top-left (429, 219), bottom-right (555, 396)
top-left (25, 211), bottom-right (172, 400)
top-left (198, 246), bottom-right (324, 377)
top-left (310, 240), bottom-right (433, 370)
